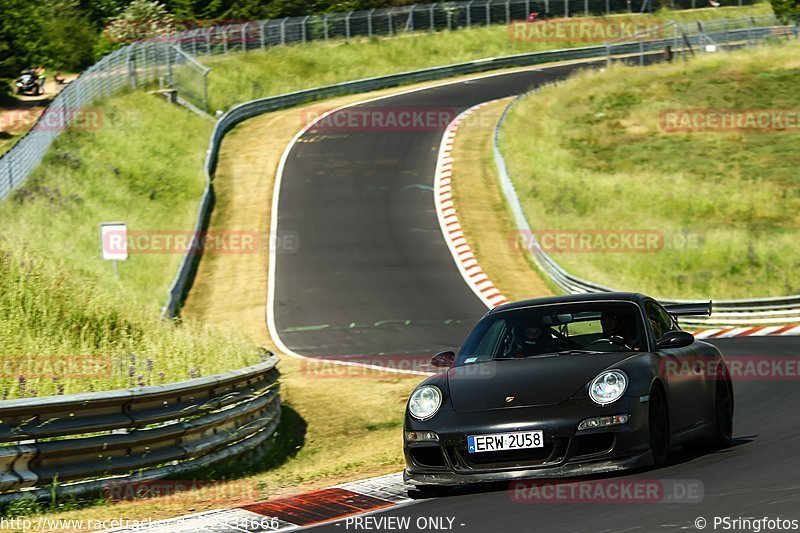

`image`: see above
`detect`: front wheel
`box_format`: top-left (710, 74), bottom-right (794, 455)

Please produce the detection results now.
top-left (648, 385), bottom-right (671, 467)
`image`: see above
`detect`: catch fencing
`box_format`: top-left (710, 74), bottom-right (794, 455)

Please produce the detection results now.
top-left (164, 0), bottom-right (754, 55)
top-left (0, 43), bottom-right (208, 203)
top-left (0, 354), bottom-right (280, 501)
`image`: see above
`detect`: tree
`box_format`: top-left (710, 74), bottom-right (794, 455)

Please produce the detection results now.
top-left (770, 0), bottom-right (800, 20)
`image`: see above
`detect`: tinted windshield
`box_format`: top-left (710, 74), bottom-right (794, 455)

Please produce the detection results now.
top-left (456, 302), bottom-right (646, 365)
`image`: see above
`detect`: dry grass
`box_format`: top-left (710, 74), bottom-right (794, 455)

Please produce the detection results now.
top-left (449, 99), bottom-right (552, 302)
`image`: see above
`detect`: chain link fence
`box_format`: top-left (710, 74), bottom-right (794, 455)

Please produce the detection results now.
top-left (0, 43), bottom-right (208, 203)
top-left (167, 0), bottom-right (754, 55)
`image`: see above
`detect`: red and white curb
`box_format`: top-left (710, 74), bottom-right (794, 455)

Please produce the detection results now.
top-left (107, 473), bottom-right (413, 532)
top-left (693, 324), bottom-right (800, 339)
top-left (434, 101), bottom-right (509, 310)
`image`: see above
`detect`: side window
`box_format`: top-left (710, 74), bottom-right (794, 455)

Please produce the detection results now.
top-left (646, 301), bottom-right (673, 341)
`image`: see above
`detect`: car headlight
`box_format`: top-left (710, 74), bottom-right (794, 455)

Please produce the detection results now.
top-left (589, 370), bottom-right (628, 406)
top-left (408, 386), bottom-right (442, 420)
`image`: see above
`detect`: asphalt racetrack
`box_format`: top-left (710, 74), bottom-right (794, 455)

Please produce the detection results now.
top-left (307, 337), bottom-right (800, 532)
top-left (273, 62), bottom-right (601, 364)
top-left (272, 60), bottom-right (800, 531)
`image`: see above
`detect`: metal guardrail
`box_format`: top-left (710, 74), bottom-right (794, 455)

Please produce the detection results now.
top-left (0, 354), bottom-right (280, 501)
top-left (161, 15), bottom-right (793, 318)
top-left (494, 23), bottom-right (800, 327)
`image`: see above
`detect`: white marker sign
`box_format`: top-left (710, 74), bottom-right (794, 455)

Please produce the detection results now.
top-left (100, 222), bottom-right (128, 261)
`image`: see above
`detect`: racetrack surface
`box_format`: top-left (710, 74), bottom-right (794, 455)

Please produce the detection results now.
top-left (306, 336), bottom-right (800, 532)
top-left (273, 63), bottom-right (601, 363)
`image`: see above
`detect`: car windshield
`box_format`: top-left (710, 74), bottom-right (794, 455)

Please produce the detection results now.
top-left (455, 301), bottom-right (646, 366)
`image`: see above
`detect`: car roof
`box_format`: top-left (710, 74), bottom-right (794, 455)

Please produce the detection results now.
top-left (489, 292), bottom-right (647, 314)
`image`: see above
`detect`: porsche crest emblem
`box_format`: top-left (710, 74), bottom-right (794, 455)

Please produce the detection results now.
top-left (505, 396), bottom-right (515, 403)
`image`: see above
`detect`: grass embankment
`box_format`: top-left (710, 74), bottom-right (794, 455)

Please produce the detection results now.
top-left (449, 99), bottom-right (553, 301)
top-left (202, 4), bottom-right (770, 111)
top-left (0, 91), bottom-right (261, 398)
top-left (500, 40), bottom-right (800, 299)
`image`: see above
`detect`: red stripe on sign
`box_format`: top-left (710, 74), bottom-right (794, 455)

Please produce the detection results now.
top-left (773, 325), bottom-right (798, 335)
top-left (706, 329), bottom-right (732, 339)
top-left (242, 488), bottom-right (393, 526)
top-left (735, 327), bottom-right (762, 337)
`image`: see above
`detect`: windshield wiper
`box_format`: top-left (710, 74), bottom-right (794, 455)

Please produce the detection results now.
top-left (553, 349), bottom-right (603, 356)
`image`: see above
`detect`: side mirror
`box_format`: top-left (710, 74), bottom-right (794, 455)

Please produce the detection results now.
top-left (656, 330), bottom-right (695, 350)
top-left (431, 350), bottom-right (455, 368)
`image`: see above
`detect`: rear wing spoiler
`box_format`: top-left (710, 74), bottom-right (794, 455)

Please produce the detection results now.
top-left (664, 302), bottom-right (712, 317)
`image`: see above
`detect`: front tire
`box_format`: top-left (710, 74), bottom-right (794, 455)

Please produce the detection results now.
top-left (648, 385), bottom-right (671, 467)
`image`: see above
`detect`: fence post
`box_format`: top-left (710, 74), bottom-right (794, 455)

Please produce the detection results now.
top-left (222, 28), bottom-right (228, 54)
top-left (368, 10), bottom-right (374, 36)
top-left (585, 0), bottom-right (588, 15)
top-left (564, 0), bottom-right (569, 18)
top-left (281, 18), bottom-right (288, 44)
top-left (324, 14), bottom-right (329, 40)
top-left (430, 4), bottom-right (436, 30)
top-left (467, 0), bottom-right (473, 27)
top-left (345, 11), bottom-right (352, 39)
top-left (259, 21), bottom-right (266, 49)
top-left (388, 10), bottom-right (394, 35)
top-left (203, 69), bottom-right (210, 113)
top-left (241, 24), bottom-right (247, 51)
top-left (447, 7), bottom-right (452, 30)
top-left (506, 0), bottom-right (511, 23)
top-left (545, 0), bottom-right (549, 15)
top-left (525, 0), bottom-right (530, 17)
top-left (302, 16), bottom-right (310, 42)
top-left (485, 1), bottom-right (491, 25)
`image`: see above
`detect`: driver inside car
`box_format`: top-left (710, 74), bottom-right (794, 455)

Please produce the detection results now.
top-left (600, 311), bottom-right (640, 350)
top-left (513, 324), bottom-right (559, 357)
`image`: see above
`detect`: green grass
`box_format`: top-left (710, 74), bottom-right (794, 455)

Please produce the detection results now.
top-left (500, 39), bottom-right (800, 300)
top-left (202, 4), bottom-right (770, 111)
top-left (0, 91), bottom-right (261, 398)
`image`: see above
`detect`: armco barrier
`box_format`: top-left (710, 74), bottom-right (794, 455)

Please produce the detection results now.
top-left (0, 354), bottom-right (280, 501)
top-left (161, 16), bottom-right (794, 320)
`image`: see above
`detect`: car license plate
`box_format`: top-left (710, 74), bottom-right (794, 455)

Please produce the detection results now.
top-left (467, 431), bottom-right (544, 453)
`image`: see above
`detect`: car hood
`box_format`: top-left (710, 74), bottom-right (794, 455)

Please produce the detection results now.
top-left (448, 352), bottom-right (637, 412)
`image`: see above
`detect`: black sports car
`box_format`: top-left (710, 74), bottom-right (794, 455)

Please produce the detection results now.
top-left (403, 292), bottom-right (733, 488)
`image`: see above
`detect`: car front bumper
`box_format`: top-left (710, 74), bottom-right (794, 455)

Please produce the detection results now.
top-left (404, 395), bottom-right (652, 487)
